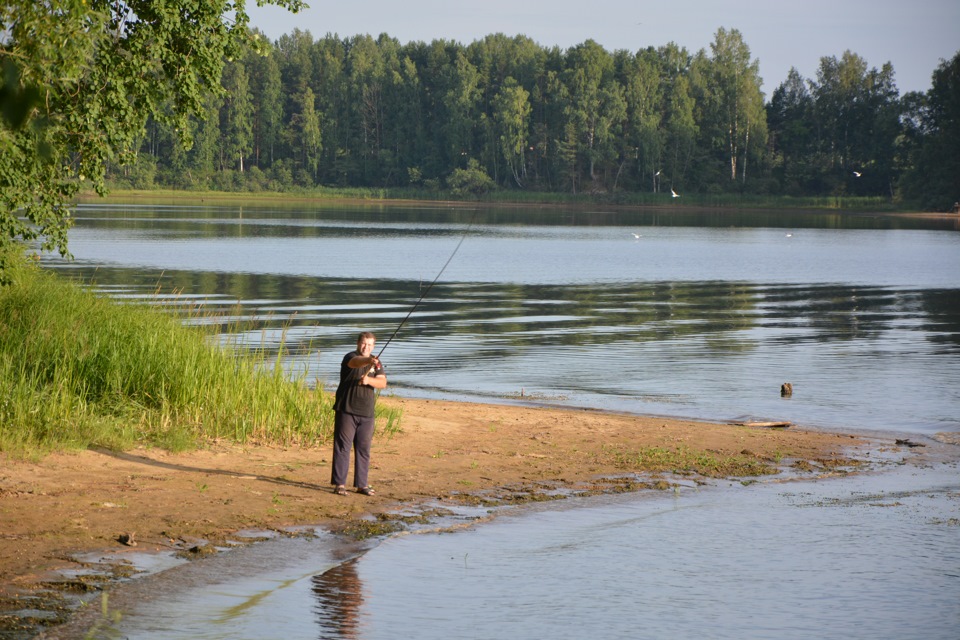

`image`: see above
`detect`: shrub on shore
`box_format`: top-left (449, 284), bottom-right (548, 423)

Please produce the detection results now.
top-left (0, 249), bottom-right (397, 458)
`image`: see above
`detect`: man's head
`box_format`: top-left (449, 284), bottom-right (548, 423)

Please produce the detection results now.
top-left (357, 331), bottom-right (376, 356)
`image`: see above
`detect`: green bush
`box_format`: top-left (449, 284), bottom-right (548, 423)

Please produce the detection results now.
top-left (447, 159), bottom-right (496, 197)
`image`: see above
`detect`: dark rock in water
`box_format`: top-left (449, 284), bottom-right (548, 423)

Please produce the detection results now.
top-left (895, 438), bottom-right (925, 448)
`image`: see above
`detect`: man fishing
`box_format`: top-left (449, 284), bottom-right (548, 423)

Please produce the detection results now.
top-left (331, 331), bottom-right (387, 496)
top-left (327, 220), bottom-right (469, 496)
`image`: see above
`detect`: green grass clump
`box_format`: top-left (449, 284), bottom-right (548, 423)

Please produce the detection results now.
top-left (0, 249), bottom-right (400, 457)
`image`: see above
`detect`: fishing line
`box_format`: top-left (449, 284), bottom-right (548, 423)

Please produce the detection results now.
top-left (376, 212), bottom-right (477, 359)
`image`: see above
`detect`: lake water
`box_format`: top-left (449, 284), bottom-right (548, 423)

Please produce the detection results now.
top-left (40, 201), bottom-right (960, 639)
top-left (94, 459), bottom-right (959, 640)
top-left (45, 202), bottom-right (960, 435)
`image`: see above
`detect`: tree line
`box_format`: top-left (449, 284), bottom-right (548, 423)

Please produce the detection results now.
top-left (3, 0), bottom-right (958, 270)
top-left (123, 28), bottom-right (958, 211)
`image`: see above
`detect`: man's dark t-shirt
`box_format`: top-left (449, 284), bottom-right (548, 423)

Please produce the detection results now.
top-left (332, 350), bottom-right (384, 417)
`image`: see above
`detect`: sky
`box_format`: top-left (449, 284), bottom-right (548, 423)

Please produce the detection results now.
top-left (246, 0), bottom-right (959, 97)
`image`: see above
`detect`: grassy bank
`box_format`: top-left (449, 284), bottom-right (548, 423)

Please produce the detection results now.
top-left (0, 250), bottom-right (400, 458)
top-left (87, 185), bottom-right (916, 212)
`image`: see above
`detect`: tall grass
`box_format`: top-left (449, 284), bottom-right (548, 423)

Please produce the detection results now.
top-left (0, 249), bottom-right (401, 457)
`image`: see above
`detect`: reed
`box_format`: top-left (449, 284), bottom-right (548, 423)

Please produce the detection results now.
top-left (0, 249), bottom-right (402, 457)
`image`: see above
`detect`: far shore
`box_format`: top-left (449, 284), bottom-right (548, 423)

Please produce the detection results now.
top-left (72, 188), bottom-right (952, 218)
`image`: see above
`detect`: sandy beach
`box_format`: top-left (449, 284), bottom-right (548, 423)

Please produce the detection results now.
top-left (0, 396), bottom-right (874, 633)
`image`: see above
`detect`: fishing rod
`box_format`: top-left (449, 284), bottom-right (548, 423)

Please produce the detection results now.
top-left (375, 214), bottom-right (476, 360)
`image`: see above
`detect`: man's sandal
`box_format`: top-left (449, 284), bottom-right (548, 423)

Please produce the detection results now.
top-left (334, 485), bottom-right (348, 496)
top-left (357, 486), bottom-right (376, 496)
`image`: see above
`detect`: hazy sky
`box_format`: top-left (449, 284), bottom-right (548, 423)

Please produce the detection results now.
top-left (246, 0), bottom-right (959, 96)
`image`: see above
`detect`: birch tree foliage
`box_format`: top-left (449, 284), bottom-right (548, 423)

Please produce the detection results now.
top-left (562, 40), bottom-right (616, 182)
top-left (444, 51), bottom-right (483, 163)
top-left (222, 61), bottom-right (253, 173)
top-left (618, 49), bottom-right (663, 190)
top-left (347, 34), bottom-right (390, 163)
top-left (0, 0), bottom-right (304, 269)
top-left (493, 78), bottom-right (532, 186)
top-left (701, 28), bottom-right (767, 182)
top-left (292, 87), bottom-right (322, 180)
top-left (664, 74), bottom-right (697, 190)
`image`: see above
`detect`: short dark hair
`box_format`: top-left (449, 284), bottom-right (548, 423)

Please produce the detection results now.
top-left (357, 331), bottom-right (376, 342)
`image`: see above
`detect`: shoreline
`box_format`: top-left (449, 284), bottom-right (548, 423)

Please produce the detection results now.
top-left (0, 396), bottom-right (904, 637)
top-left (72, 188), bottom-right (955, 219)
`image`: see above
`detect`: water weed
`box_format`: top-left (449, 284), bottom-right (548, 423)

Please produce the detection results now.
top-left (604, 444), bottom-right (777, 478)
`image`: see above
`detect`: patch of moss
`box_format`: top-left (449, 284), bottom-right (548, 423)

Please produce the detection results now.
top-left (0, 592), bottom-right (73, 637)
top-left (337, 519), bottom-right (404, 540)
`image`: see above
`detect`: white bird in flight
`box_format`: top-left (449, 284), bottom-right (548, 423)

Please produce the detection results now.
top-left (671, 188), bottom-right (680, 198)
top-left (632, 232), bottom-right (642, 239)
top-left (853, 171), bottom-right (862, 177)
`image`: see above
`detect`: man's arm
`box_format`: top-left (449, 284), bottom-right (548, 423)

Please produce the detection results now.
top-left (347, 355), bottom-right (380, 369)
top-left (361, 371), bottom-right (388, 389)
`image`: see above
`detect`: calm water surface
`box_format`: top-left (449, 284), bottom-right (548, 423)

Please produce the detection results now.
top-left (46, 202), bottom-right (960, 434)
top-left (40, 202), bottom-right (960, 639)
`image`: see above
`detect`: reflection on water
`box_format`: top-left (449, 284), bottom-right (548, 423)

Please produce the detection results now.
top-left (313, 559), bottom-right (365, 639)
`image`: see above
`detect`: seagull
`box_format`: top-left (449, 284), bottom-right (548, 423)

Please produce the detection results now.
top-left (655, 170), bottom-right (661, 177)
top-left (852, 171), bottom-right (862, 177)
top-left (632, 232), bottom-right (642, 239)
top-left (671, 188), bottom-right (680, 198)
top-left (785, 233), bottom-right (793, 237)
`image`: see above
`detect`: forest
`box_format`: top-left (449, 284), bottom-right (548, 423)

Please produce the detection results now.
top-left (92, 28), bottom-right (960, 212)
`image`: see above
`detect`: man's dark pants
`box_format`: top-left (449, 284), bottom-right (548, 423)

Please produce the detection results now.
top-left (331, 411), bottom-right (375, 488)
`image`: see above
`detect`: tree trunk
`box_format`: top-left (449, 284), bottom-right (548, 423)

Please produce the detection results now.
top-left (729, 124), bottom-right (738, 181)
top-left (741, 127), bottom-right (749, 183)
